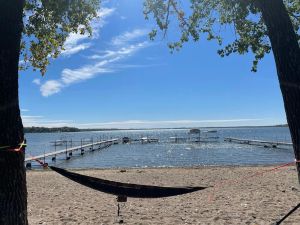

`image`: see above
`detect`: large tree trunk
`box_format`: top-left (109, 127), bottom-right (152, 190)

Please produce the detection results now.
top-left (0, 0), bottom-right (27, 224)
top-left (256, 0), bottom-right (300, 181)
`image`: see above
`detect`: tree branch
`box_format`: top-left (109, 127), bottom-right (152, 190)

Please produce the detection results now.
top-left (163, 0), bottom-right (171, 38)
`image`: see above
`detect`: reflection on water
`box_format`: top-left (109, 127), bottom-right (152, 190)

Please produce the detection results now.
top-left (25, 127), bottom-right (294, 169)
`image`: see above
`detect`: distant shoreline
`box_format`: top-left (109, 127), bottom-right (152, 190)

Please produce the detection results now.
top-left (24, 124), bottom-right (288, 133)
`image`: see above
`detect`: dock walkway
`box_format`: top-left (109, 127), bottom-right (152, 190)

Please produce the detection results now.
top-left (25, 138), bottom-right (119, 162)
top-left (224, 137), bottom-right (292, 148)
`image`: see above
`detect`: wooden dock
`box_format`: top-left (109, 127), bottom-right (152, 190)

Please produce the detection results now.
top-left (169, 136), bottom-right (219, 143)
top-left (140, 137), bottom-right (159, 144)
top-left (169, 137), bottom-right (189, 143)
top-left (25, 138), bottom-right (120, 163)
top-left (122, 137), bottom-right (159, 144)
top-left (224, 137), bottom-right (292, 148)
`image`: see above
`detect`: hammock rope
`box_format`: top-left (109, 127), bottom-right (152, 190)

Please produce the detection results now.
top-left (276, 203), bottom-right (300, 225)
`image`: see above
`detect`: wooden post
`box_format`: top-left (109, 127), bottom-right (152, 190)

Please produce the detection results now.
top-left (199, 130), bottom-right (201, 144)
top-left (92, 137), bottom-right (94, 150)
top-left (43, 149), bottom-right (45, 165)
top-left (81, 139), bottom-right (84, 155)
top-left (65, 141), bottom-right (68, 159)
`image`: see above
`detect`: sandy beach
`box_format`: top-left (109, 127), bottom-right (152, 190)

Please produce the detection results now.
top-left (27, 166), bottom-right (300, 225)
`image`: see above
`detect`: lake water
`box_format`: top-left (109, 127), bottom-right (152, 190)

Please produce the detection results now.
top-left (25, 127), bottom-right (295, 169)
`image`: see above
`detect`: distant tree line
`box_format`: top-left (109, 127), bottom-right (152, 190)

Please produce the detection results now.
top-left (23, 127), bottom-right (125, 133)
top-left (24, 126), bottom-right (80, 133)
top-left (24, 124), bottom-right (289, 133)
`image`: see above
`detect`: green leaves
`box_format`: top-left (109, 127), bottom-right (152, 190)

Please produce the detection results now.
top-left (21, 0), bottom-right (99, 75)
top-left (144, 0), bottom-right (299, 72)
top-left (20, 0), bottom-right (299, 74)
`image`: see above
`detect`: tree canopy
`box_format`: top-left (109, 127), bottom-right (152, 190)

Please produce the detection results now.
top-left (20, 0), bottom-right (99, 74)
top-left (143, 0), bottom-right (300, 71)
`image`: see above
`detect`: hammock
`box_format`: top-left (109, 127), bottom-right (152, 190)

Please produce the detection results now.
top-left (50, 166), bottom-right (207, 198)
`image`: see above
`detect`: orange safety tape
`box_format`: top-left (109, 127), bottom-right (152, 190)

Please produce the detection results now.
top-left (208, 160), bottom-right (300, 202)
top-left (9, 140), bottom-right (27, 152)
top-left (0, 140), bottom-right (27, 152)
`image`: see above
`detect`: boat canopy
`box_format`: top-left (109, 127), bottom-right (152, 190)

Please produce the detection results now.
top-left (189, 128), bottom-right (200, 134)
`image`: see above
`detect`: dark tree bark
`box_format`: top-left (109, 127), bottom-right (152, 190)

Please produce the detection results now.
top-left (256, 0), bottom-right (300, 181)
top-left (0, 0), bottom-right (27, 224)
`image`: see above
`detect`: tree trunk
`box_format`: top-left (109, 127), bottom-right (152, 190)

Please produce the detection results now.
top-left (256, 0), bottom-right (300, 181)
top-left (0, 0), bottom-right (27, 224)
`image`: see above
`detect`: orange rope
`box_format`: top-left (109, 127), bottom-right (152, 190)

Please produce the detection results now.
top-left (9, 140), bottom-right (27, 152)
top-left (0, 140), bottom-right (27, 152)
top-left (27, 153), bottom-right (48, 168)
top-left (208, 160), bottom-right (300, 202)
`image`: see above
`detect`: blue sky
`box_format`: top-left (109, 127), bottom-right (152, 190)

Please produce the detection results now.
top-left (19, 0), bottom-right (287, 129)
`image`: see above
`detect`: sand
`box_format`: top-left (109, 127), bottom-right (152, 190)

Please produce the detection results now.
top-left (27, 166), bottom-right (300, 225)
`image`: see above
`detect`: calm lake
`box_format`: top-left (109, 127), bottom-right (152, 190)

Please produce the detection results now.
top-left (25, 127), bottom-right (294, 169)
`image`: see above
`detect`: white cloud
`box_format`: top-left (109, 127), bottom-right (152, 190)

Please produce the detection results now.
top-left (22, 115), bottom-right (43, 119)
top-left (19, 60), bottom-right (25, 66)
top-left (40, 41), bottom-right (149, 96)
top-left (39, 7), bottom-right (117, 96)
top-left (111, 29), bottom-right (149, 46)
top-left (88, 42), bottom-right (149, 60)
top-left (75, 118), bottom-right (268, 129)
top-left (21, 116), bottom-right (270, 129)
top-left (40, 80), bottom-right (64, 97)
top-left (22, 115), bottom-right (73, 127)
top-left (62, 42), bottom-right (148, 85)
top-left (62, 43), bottom-right (92, 57)
top-left (39, 26), bottom-right (151, 97)
top-left (97, 7), bottom-right (115, 20)
top-left (32, 78), bottom-right (41, 85)
top-left (62, 7), bottom-right (115, 56)
top-left (61, 63), bottom-right (113, 85)
top-left (21, 109), bottom-right (30, 112)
